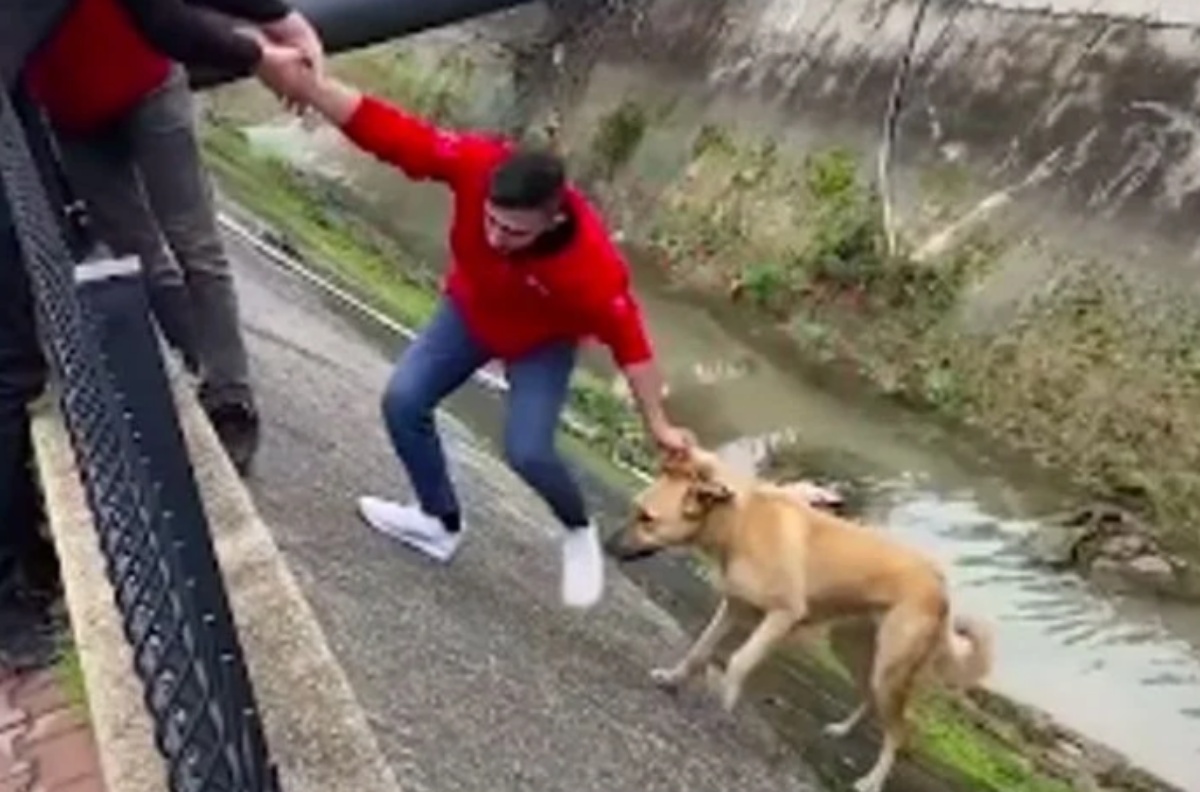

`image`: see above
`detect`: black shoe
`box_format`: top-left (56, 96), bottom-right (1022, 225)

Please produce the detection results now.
top-left (0, 534), bottom-right (60, 606)
top-left (206, 400), bottom-right (261, 477)
top-left (0, 563), bottom-right (63, 672)
top-left (0, 607), bottom-right (63, 671)
top-left (180, 349), bottom-right (201, 378)
top-left (20, 537), bottom-right (62, 602)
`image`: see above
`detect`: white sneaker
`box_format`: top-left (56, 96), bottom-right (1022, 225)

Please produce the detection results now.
top-left (357, 496), bottom-right (462, 563)
top-left (561, 523), bottom-right (605, 609)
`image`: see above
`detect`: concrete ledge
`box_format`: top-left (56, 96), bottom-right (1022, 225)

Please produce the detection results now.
top-left (31, 368), bottom-right (402, 792)
top-left (31, 395), bottom-right (163, 792)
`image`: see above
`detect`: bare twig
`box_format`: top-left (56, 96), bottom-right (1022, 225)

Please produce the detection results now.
top-left (877, 0), bottom-right (934, 259)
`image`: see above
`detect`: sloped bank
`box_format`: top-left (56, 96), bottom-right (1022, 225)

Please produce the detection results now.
top-left (198, 114), bottom-right (1180, 792)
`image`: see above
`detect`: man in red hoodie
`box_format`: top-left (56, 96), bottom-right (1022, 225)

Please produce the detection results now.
top-left (290, 70), bottom-right (692, 609)
top-left (23, 0), bottom-right (321, 474)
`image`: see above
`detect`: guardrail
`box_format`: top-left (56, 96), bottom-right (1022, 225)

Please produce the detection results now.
top-left (0, 89), bottom-right (278, 790)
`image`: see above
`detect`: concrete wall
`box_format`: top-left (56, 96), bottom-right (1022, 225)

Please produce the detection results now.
top-left (493, 0), bottom-right (1200, 299)
top-left (981, 0), bottom-right (1195, 25)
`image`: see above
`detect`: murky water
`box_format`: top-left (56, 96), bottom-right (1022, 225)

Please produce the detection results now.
top-left (237, 118), bottom-right (1200, 790)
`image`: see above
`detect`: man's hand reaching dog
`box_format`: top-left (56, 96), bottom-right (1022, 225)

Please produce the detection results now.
top-left (650, 421), bottom-right (696, 458)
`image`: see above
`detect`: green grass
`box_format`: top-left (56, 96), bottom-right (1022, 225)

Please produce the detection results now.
top-left (202, 121), bottom-right (437, 329)
top-left (799, 644), bottom-right (1071, 792)
top-left (200, 115), bottom-right (1081, 792)
top-left (558, 423), bottom-right (647, 493)
top-left (55, 644), bottom-right (89, 720)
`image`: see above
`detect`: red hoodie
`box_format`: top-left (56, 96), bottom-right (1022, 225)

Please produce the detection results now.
top-left (340, 96), bottom-right (654, 367)
top-left (25, 0), bottom-right (172, 135)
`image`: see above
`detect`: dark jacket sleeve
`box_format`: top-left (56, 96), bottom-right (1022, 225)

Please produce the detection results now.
top-left (115, 0), bottom-right (291, 74)
top-left (190, 0), bottom-right (292, 24)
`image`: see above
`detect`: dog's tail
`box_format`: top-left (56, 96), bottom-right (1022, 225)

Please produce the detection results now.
top-left (934, 613), bottom-right (994, 689)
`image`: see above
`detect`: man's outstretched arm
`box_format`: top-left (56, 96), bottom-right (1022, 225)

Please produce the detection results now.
top-left (589, 289), bottom-right (693, 455)
top-left (302, 76), bottom-right (475, 185)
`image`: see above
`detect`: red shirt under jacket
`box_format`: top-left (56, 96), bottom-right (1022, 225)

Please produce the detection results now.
top-left (25, 0), bottom-right (172, 135)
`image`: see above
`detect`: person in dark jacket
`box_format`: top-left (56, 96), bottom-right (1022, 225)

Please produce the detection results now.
top-left (23, 0), bottom-right (321, 474)
top-left (0, 168), bottom-right (57, 617)
top-left (0, 0), bottom-right (317, 622)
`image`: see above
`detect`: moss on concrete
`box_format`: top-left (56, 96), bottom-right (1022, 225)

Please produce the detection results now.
top-left (55, 643), bottom-right (89, 721)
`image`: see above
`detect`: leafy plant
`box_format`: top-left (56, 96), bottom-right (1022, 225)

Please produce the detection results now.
top-left (588, 100), bottom-right (649, 181)
top-left (691, 123), bottom-right (735, 159)
top-left (736, 262), bottom-right (793, 313)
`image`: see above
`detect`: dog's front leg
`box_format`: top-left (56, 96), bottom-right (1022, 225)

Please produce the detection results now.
top-left (719, 608), bottom-right (801, 711)
top-left (652, 597), bottom-right (735, 690)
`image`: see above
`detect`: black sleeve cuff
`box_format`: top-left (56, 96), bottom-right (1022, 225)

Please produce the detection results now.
top-left (199, 0), bottom-right (293, 25)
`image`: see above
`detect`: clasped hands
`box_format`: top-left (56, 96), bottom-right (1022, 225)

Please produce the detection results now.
top-left (242, 11), bottom-right (325, 112)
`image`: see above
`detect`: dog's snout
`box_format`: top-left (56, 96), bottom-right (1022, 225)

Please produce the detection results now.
top-left (603, 521), bottom-right (660, 563)
top-left (636, 505), bottom-right (669, 532)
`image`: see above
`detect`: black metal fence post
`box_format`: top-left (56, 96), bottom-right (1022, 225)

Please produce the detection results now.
top-left (0, 83), bottom-right (278, 791)
top-left (76, 250), bottom-right (278, 792)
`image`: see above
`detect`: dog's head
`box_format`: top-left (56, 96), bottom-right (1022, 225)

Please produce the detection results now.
top-left (606, 447), bottom-right (736, 562)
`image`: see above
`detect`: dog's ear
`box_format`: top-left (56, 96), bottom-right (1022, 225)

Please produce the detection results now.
top-left (661, 456), bottom-right (688, 478)
top-left (662, 446), bottom-right (702, 479)
top-left (691, 478), bottom-right (734, 507)
top-left (692, 458), bottom-right (719, 482)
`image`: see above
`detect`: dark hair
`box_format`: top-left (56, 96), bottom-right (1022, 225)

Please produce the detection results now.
top-left (488, 149), bottom-right (566, 211)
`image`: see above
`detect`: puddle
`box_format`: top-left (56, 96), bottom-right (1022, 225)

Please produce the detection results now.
top-left (234, 117), bottom-right (1200, 790)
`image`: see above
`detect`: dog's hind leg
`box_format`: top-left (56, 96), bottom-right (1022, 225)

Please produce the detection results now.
top-left (825, 702), bottom-right (869, 740)
top-left (854, 606), bottom-right (942, 792)
top-left (719, 608), bottom-right (802, 711)
top-left (652, 597), bottom-right (736, 690)
top-left (824, 618), bottom-right (877, 739)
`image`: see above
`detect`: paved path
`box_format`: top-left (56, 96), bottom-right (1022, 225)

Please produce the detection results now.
top-left (227, 231), bottom-right (824, 792)
top-left (0, 667), bottom-right (105, 792)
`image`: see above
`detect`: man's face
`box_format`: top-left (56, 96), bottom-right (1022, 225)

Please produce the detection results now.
top-left (483, 201), bottom-right (556, 254)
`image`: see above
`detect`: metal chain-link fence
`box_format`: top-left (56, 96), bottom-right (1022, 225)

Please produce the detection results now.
top-left (0, 82), bottom-right (278, 792)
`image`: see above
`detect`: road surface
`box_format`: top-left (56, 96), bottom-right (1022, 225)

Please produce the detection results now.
top-left (226, 230), bottom-right (824, 792)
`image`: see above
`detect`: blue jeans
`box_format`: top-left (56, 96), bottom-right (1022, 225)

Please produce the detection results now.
top-left (382, 299), bottom-right (589, 529)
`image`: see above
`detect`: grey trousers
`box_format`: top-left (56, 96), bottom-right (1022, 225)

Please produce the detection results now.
top-left (55, 66), bottom-right (252, 408)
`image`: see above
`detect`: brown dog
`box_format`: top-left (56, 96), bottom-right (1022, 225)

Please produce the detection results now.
top-left (606, 448), bottom-right (994, 792)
